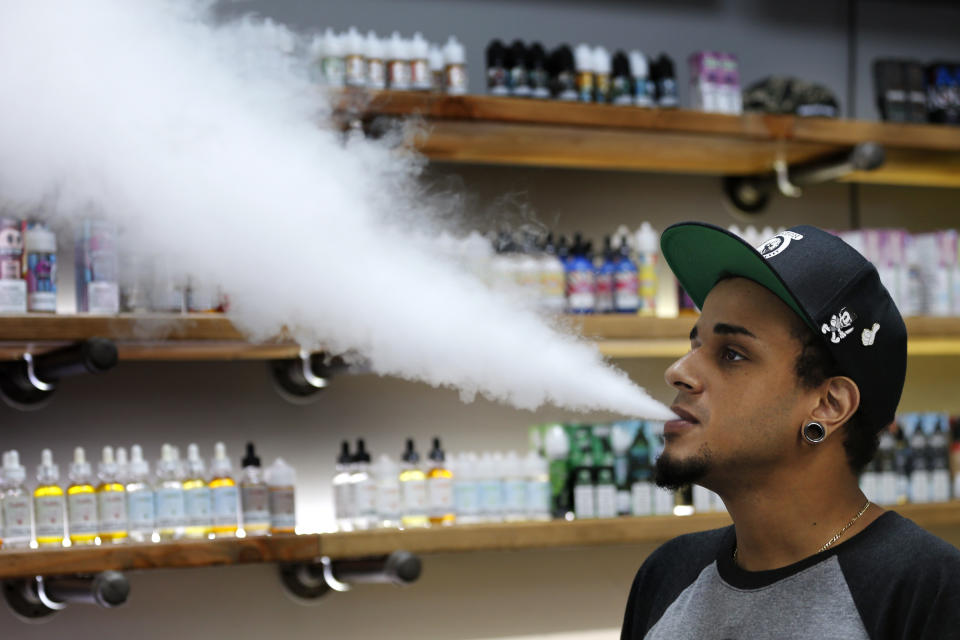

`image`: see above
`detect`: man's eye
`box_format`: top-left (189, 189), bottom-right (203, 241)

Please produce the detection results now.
top-left (722, 348), bottom-right (745, 362)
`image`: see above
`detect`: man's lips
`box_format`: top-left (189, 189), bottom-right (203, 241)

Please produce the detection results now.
top-left (664, 406), bottom-right (700, 435)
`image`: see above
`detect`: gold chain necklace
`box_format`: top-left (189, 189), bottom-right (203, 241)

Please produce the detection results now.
top-left (733, 500), bottom-right (872, 564)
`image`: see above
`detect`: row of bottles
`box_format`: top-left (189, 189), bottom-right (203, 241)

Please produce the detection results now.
top-left (332, 438), bottom-right (552, 531)
top-left (0, 442), bottom-right (295, 550)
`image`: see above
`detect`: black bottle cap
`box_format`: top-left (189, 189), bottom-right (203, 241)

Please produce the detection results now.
top-left (486, 39), bottom-right (506, 67)
top-left (557, 234), bottom-right (569, 259)
top-left (612, 51), bottom-right (630, 77)
top-left (510, 40), bottom-right (527, 67)
top-left (528, 42), bottom-right (547, 69)
top-left (242, 442), bottom-right (261, 468)
top-left (429, 437), bottom-right (445, 463)
top-left (337, 440), bottom-right (352, 464)
top-left (657, 54), bottom-right (675, 78)
top-left (354, 438), bottom-right (371, 464)
top-left (402, 438), bottom-right (420, 464)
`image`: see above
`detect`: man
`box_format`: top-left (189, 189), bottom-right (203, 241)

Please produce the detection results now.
top-left (621, 223), bottom-right (960, 640)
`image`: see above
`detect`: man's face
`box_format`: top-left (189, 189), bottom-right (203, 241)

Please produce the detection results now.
top-left (656, 277), bottom-right (813, 490)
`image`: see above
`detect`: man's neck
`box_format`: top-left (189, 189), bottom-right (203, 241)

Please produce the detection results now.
top-left (717, 466), bottom-right (884, 572)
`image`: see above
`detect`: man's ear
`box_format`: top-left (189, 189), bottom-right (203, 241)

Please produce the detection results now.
top-left (808, 376), bottom-right (860, 437)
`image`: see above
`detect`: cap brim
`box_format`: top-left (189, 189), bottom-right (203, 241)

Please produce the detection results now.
top-left (660, 222), bottom-right (816, 331)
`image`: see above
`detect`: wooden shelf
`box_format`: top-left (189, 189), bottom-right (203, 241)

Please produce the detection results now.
top-left (357, 92), bottom-right (960, 188)
top-left (0, 503), bottom-right (955, 579)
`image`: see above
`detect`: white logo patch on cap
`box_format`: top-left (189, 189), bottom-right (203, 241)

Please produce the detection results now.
top-left (758, 231), bottom-right (803, 260)
top-left (862, 323), bottom-right (880, 346)
top-left (821, 307), bottom-right (856, 344)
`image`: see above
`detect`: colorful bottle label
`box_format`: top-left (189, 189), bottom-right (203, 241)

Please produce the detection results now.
top-left (0, 280), bottom-right (26, 313)
top-left (387, 60), bottom-right (410, 90)
top-left (26, 251), bottom-right (56, 312)
top-left (127, 490), bottom-right (155, 529)
top-left (444, 64), bottom-right (467, 95)
top-left (268, 487), bottom-right (296, 530)
top-left (241, 485), bottom-right (270, 525)
top-left (566, 269), bottom-right (595, 312)
top-left (427, 476), bottom-right (454, 516)
top-left (615, 271), bottom-right (640, 311)
top-left (411, 59), bottom-right (431, 89)
top-left (367, 58), bottom-right (386, 89)
top-left (595, 484), bottom-right (617, 518)
top-left (3, 495), bottom-right (32, 540)
top-left (595, 272), bottom-right (614, 312)
top-left (630, 482), bottom-right (653, 516)
top-left (98, 491), bottom-right (127, 532)
top-left (211, 485), bottom-right (238, 526)
top-left (34, 495), bottom-right (64, 538)
top-left (68, 492), bottom-right (98, 535)
top-left (184, 486), bottom-right (211, 527)
top-left (577, 71), bottom-right (595, 102)
top-left (155, 488), bottom-right (185, 529)
top-left (345, 54), bottom-right (366, 87)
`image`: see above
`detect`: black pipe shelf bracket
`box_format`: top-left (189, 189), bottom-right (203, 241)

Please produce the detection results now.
top-left (0, 337), bottom-right (118, 411)
top-left (3, 571), bottom-right (130, 621)
top-left (269, 350), bottom-right (354, 405)
top-left (723, 141), bottom-right (886, 215)
top-left (280, 551), bottom-right (422, 604)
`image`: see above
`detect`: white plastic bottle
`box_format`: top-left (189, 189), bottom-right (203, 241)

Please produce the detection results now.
top-left (410, 32), bottom-right (431, 90)
top-left (350, 439), bottom-right (377, 531)
top-left (343, 26), bottom-right (367, 88)
top-left (374, 454), bottom-right (401, 529)
top-left (453, 452), bottom-right (481, 524)
top-left (386, 32), bottom-right (411, 90)
top-left (595, 466), bottom-right (618, 519)
top-left (266, 458), bottom-right (296, 535)
top-left (629, 50), bottom-right (654, 107)
top-left (592, 46), bottom-right (612, 103)
top-left (502, 451), bottom-right (527, 522)
top-left (320, 28), bottom-right (346, 87)
top-left (429, 44), bottom-right (445, 91)
top-left (126, 444), bottom-right (156, 543)
top-left (333, 441), bottom-right (354, 532)
top-left (155, 444), bottom-right (185, 540)
top-left (365, 31), bottom-right (386, 90)
top-left (478, 452), bottom-right (503, 523)
top-left (209, 442), bottom-right (239, 538)
top-left (575, 43), bottom-right (595, 102)
top-left (442, 36), bottom-right (467, 95)
top-left (523, 451), bottom-right (551, 521)
top-left (2, 451), bottom-right (32, 548)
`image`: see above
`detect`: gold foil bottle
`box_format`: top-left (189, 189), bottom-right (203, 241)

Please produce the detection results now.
top-left (399, 439), bottom-right (428, 528)
top-left (183, 444), bottom-right (212, 539)
top-left (209, 442), bottom-right (239, 538)
top-left (97, 446), bottom-right (128, 544)
top-left (67, 447), bottom-right (98, 546)
top-left (427, 438), bottom-right (455, 526)
top-left (33, 449), bottom-right (65, 547)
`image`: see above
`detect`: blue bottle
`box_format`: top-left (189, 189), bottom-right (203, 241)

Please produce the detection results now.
top-left (613, 240), bottom-right (640, 313)
top-left (595, 236), bottom-right (616, 314)
top-left (566, 235), bottom-right (595, 314)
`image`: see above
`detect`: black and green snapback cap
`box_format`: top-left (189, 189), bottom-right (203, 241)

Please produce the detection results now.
top-left (660, 222), bottom-right (907, 432)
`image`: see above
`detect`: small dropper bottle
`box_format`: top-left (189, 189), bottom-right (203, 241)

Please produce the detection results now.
top-left (266, 458), bottom-right (296, 535)
top-left (155, 444), bottom-right (186, 540)
top-left (240, 442), bottom-right (270, 537)
top-left (34, 449), bottom-right (65, 547)
top-left (209, 442), bottom-right (239, 538)
top-left (183, 444), bottom-right (212, 539)
top-left (333, 441), bottom-right (354, 532)
top-left (350, 439), bottom-right (375, 531)
top-left (399, 439), bottom-right (428, 528)
top-left (427, 438), bottom-right (455, 526)
top-left (97, 446), bottom-right (128, 544)
top-left (126, 444), bottom-right (155, 543)
top-left (3, 450), bottom-right (32, 548)
top-left (67, 446), bottom-right (98, 546)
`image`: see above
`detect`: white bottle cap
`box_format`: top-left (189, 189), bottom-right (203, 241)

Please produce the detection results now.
top-left (129, 444), bottom-right (150, 476)
top-left (429, 44), bottom-right (444, 72)
top-left (266, 457), bottom-right (296, 487)
top-left (102, 445), bottom-right (115, 465)
top-left (376, 454), bottom-right (398, 477)
top-left (187, 443), bottom-right (200, 462)
top-left (575, 44), bottom-right (594, 72)
top-left (187, 443), bottom-right (206, 477)
top-left (344, 26), bottom-right (364, 55)
top-left (211, 441), bottom-right (233, 476)
top-left (523, 450), bottom-right (547, 476)
top-left (325, 28), bottom-right (344, 57)
top-left (388, 31), bottom-right (409, 60)
top-left (4, 449), bottom-right (25, 484)
top-left (309, 32), bottom-right (325, 59)
top-left (41, 448), bottom-right (53, 467)
top-left (442, 36), bottom-right (465, 65)
top-left (25, 225), bottom-right (56, 253)
top-left (365, 30), bottom-right (384, 59)
top-left (71, 446), bottom-right (92, 479)
top-left (636, 221), bottom-right (659, 254)
top-left (593, 46), bottom-right (611, 74)
top-left (116, 446), bottom-right (128, 470)
top-left (410, 32), bottom-right (429, 59)
top-left (629, 50), bottom-right (649, 77)
top-left (544, 425), bottom-right (570, 460)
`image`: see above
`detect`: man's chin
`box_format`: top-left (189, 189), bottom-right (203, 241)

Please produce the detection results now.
top-left (654, 446), bottom-right (711, 491)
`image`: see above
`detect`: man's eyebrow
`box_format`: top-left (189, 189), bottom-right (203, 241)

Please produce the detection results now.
top-left (713, 322), bottom-right (757, 339)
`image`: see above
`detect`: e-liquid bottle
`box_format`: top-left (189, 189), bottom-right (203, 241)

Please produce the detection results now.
top-left (343, 27), bottom-right (367, 88)
top-left (429, 44), bottom-right (445, 92)
top-left (528, 42), bottom-right (551, 99)
top-left (386, 31), bottom-right (411, 90)
top-left (410, 32), bottom-right (432, 90)
top-left (209, 442), bottom-right (239, 538)
top-left (67, 447), bottom-right (98, 546)
top-left (442, 36), bottom-right (467, 95)
top-left (629, 51), bottom-right (655, 107)
top-left (426, 438), bottom-right (455, 526)
top-left (566, 234), bottom-right (596, 314)
top-left (634, 222), bottom-right (658, 316)
top-left (611, 51), bottom-right (633, 106)
top-left (333, 441), bottom-right (354, 531)
top-left (365, 31), bottom-right (386, 90)
top-left (574, 43), bottom-right (595, 102)
top-left (539, 234), bottom-right (567, 313)
top-left (524, 451), bottom-right (551, 521)
top-left (24, 223), bottom-right (57, 313)
top-left (453, 452), bottom-right (481, 524)
top-left (573, 453), bottom-right (596, 520)
top-left (399, 439), bottom-right (428, 528)
top-left (97, 446), bottom-right (128, 544)
top-left (239, 442), bottom-right (270, 537)
top-left (509, 40), bottom-right (530, 97)
top-left (319, 28), bottom-right (346, 88)
top-left (266, 457), bottom-right (296, 535)
top-left (126, 444), bottom-right (156, 543)
top-left (653, 54), bottom-right (679, 108)
top-left (183, 444), bottom-right (212, 539)
top-left (593, 46), bottom-right (612, 103)
top-left (614, 237), bottom-right (640, 314)
top-left (351, 439), bottom-right (376, 531)
top-left (550, 45), bottom-right (578, 101)
top-left (155, 444), bottom-right (186, 540)
top-left (487, 39), bottom-right (509, 96)
top-left (502, 450), bottom-right (527, 522)
top-left (3, 450), bottom-right (32, 548)
top-left (34, 449), bottom-right (65, 547)
top-left (375, 454), bottom-right (401, 529)
top-left (478, 452), bottom-right (504, 523)
top-left (595, 236), bottom-right (616, 314)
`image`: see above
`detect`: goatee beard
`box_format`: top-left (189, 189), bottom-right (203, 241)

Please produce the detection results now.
top-left (654, 446), bottom-right (712, 491)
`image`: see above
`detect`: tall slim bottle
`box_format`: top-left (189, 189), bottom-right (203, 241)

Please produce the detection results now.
top-left (427, 438), bottom-right (455, 526)
top-left (67, 447), bottom-right (98, 546)
top-left (3, 451), bottom-right (32, 549)
top-left (209, 442), bottom-right (239, 538)
top-left (239, 442), bottom-right (270, 537)
top-left (183, 443), bottom-right (212, 539)
top-left (399, 439), bottom-right (428, 528)
top-left (97, 445), bottom-right (128, 544)
top-left (126, 444), bottom-right (156, 543)
top-left (155, 444), bottom-right (186, 540)
top-left (33, 449), bottom-right (65, 547)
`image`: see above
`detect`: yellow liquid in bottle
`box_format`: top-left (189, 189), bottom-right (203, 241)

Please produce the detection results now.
top-left (427, 467), bottom-right (456, 526)
top-left (34, 484), bottom-right (65, 546)
top-left (399, 468), bottom-right (429, 528)
top-left (183, 478), bottom-right (211, 538)
top-left (97, 482), bottom-right (128, 543)
top-left (209, 476), bottom-right (238, 537)
top-left (68, 484), bottom-right (98, 545)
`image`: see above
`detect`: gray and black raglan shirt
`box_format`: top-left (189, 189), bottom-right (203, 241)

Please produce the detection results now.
top-left (621, 512), bottom-right (960, 639)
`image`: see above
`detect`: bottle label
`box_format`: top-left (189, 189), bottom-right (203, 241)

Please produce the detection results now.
top-left (241, 485), bottom-right (270, 525)
top-left (353, 479), bottom-right (377, 518)
top-left (503, 480), bottom-right (526, 514)
top-left (321, 56), bottom-right (346, 87)
top-left (155, 488), bottom-right (186, 529)
top-left (878, 472), bottom-right (898, 506)
top-left (26, 251), bottom-right (57, 311)
top-left (184, 486), bottom-right (211, 527)
top-left (910, 470), bottom-right (931, 503)
top-left (525, 481), bottom-right (550, 516)
top-left (3, 495), bottom-right (31, 540)
top-left (345, 54), bottom-right (366, 87)
top-left (445, 64), bottom-right (467, 94)
top-left (454, 480), bottom-right (480, 515)
top-left (269, 487), bottom-right (296, 529)
top-left (653, 487), bottom-right (675, 515)
top-left (0, 279), bottom-right (26, 313)
top-left (376, 482), bottom-right (401, 520)
top-left (931, 470), bottom-right (951, 503)
top-left (428, 476), bottom-right (454, 516)
top-left (387, 60), bottom-right (410, 90)
top-left (631, 481), bottom-right (653, 516)
top-left (334, 482), bottom-right (354, 521)
top-left (577, 71), bottom-right (594, 102)
top-left (211, 485), bottom-right (238, 526)
top-left (68, 492), bottom-right (98, 535)
top-left (614, 271), bottom-right (640, 311)
top-left (411, 59), bottom-right (431, 89)
top-left (401, 478), bottom-right (427, 513)
top-left (87, 281), bottom-right (120, 314)
top-left (541, 270), bottom-right (566, 311)
top-left (566, 270), bottom-right (595, 312)
top-left (98, 491), bottom-right (128, 532)
top-left (127, 490), bottom-right (156, 529)
top-left (35, 495), bottom-right (65, 538)
top-left (367, 59), bottom-right (386, 89)
top-left (573, 484), bottom-right (595, 518)
top-left (595, 273), bottom-right (614, 312)
top-left (479, 480), bottom-right (502, 515)
top-left (595, 485), bottom-right (617, 518)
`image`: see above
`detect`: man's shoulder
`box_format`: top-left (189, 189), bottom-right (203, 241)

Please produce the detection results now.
top-left (842, 511), bottom-right (960, 573)
top-left (644, 525), bottom-right (731, 573)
